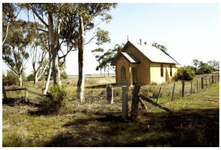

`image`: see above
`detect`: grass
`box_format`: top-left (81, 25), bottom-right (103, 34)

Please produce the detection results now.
top-left (2, 75), bottom-right (219, 147)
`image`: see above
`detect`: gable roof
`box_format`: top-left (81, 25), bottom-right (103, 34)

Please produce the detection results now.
top-left (112, 40), bottom-right (179, 65)
top-left (125, 41), bottom-right (179, 64)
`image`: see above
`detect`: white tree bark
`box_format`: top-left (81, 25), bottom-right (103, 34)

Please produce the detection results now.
top-left (77, 14), bottom-right (85, 103)
top-left (43, 59), bottom-right (52, 94)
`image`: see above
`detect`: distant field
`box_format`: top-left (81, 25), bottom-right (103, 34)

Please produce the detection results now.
top-left (2, 73), bottom-right (219, 147)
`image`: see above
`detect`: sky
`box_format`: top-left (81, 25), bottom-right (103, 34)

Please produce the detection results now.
top-left (2, 2), bottom-right (220, 76)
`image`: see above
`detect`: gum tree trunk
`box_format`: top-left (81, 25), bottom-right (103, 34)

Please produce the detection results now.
top-left (77, 14), bottom-right (85, 103)
top-left (48, 12), bottom-right (61, 86)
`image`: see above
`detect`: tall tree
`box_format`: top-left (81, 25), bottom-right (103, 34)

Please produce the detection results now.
top-left (94, 43), bottom-right (124, 76)
top-left (2, 19), bottom-right (31, 86)
top-left (2, 3), bottom-right (21, 45)
top-left (23, 3), bottom-right (78, 86)
top-left (75, 3), bottom-right (117, 103)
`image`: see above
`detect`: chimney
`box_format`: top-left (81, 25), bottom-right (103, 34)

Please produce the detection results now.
top-left (139, 39), bottom-right (142, 45)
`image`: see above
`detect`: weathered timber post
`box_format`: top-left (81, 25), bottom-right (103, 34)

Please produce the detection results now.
top-left (25, 86), bottom-right (28, 102)
top-left (106, 85), bottom-right (114, 104)
top-left (218, 74), bottom-right (219, 82)
top-left (131, 85), bottom-right (140, 121)
top-left (156, 87), bottom-right (162, 104)
top-left (122, 86), bottom-right (128, 120)
top-left (3, 85), bottom-right (7, 99)
top-left (212, 75), bottom-right (214, 84)
top-left (171, 83), bottom-right (175, 101)
top-left (205, 77), bottom-right (208, 87)
top-left (201, 77), bottom-right (204, 89)
top-left (190, 80), bottom-right (193, 94)
top-left (182, 80), bottom-right (185, 97)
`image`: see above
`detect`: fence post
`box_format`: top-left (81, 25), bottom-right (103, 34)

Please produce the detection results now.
top-left (122, 86), bottom-right (128, 120)
top-left (201, 77), bottom-right (204, 89)
top-left (156, 87), bottom-right (162, 104)
top-left (106, 85), bottom-right (114, 104)
top-left (212, 75), bottom-right (214, 84)
top-left (205, 77), bottom-right (207, 87)
top-left (182, 80), bottom-right (185, 97)
top-left (131, 85), bottom-right (140, 121)
top-left (3, 85), bottom-right (7, 99)
top-left (25, 86), bottom-right (28, 102)
top-left (171, 83), bottom-right (175, 101)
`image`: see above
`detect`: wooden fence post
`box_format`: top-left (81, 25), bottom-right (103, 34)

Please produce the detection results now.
top-left (131, 85), bottom-right (140, 121)
top-left (201, 77), bottom-right (204, 89)
top-left (182, 80), bottom-right (185, 97)
top-left (171, 83), bottom-right (175, 101)
top-left (156, 87), bottom-right (162, 104)
top-left (122, 86), bottom-right (128, 120)
top-left (106, 85), bottom-right (114, 104)
top-left (205, 78), bottom-right (207, 87)
top-left (212, 75), bottom-right (214, 84)
top-left (3, 85), bottom-right (7, 99)
top-left (25, 86), bottom-right (28, 102)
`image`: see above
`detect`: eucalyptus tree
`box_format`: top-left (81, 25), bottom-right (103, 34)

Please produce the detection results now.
top-left (23, 3), bottom-right (77, 86)
top-left (2, 19), bottom-right (31, 86)
top-left (94, 43), bottom-right (124, 77)
top-left (74, 3), bottom-right (117, 102)
top-left (2, 3), bottom-right (21, 45)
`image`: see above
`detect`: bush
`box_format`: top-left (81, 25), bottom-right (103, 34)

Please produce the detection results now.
top-left (177, 67), bottom-right (195, 81)
top-left (40, 85), bottom-right (69, 115)
top-left (60, 71), bottom-right (68, 79)
top-left (3, 71), bottom-right (20, 86)
top-left (198, 66), bottom-right (213, 74)
top-left (27, 73), bottom-right (34, 81)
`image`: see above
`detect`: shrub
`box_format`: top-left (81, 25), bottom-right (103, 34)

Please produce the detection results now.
top-left (198, 66), bottom-right (213, 74)
top-left (27, 73), bottom-right (34, 81)
top-left (177, 67), bottom-right (195, 81)
top-left (40, 85), bottom-right (69, 115)
top-left (3, 71), bottom-right (19, 86)
top-left (60, 71), bottom-right (68, 79)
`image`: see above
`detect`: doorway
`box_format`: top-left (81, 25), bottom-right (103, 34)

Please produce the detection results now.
top-left (132, 68), bottom-right (138, 85)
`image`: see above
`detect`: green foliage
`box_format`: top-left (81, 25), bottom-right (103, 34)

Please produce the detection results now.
top-left (40, 85), bottom-right (69, 115)
top-left (60, 71), bottom-right (68, 79)
top-left (176, 67), bottom-right (195, 81)
top-left (3, 71), bottom-right (19, 86)
top-left (198, 66), bottom-right (213, 74)
top-left (27, 73), bottom-right (34, 81)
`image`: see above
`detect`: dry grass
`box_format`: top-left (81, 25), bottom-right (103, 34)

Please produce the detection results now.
top-left (2, 74), bottom-right (219, 147)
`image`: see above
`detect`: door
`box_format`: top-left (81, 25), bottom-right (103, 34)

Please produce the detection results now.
top-left (132, 68), bottom-right (138, 85)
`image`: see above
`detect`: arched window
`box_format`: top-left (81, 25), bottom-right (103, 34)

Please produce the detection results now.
top-left (121, 66), bottom-right (126, 79)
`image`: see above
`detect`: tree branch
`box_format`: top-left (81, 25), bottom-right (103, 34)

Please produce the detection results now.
top-left (30, 5), bottom-right (49, 28)
top-left (84, 35), bottom-right (96, 45)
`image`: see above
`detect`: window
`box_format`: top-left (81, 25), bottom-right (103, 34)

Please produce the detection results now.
top-left (121, 66), bottom-right (126, 79)
top-left (170, 64), bottom-right (172, 76)
top-left (160, 64), bottom-right (164, 77)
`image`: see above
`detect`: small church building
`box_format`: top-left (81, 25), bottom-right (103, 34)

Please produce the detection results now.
top-left (112, 41), bottom-right (179, 86)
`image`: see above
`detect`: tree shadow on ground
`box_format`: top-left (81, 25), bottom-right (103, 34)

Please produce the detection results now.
top-left (85, 83), bottom-right (117, 89)
top-left (2, 98), bottom-right (41, 107)
top-left (44, 108), bottom-right (219, 147)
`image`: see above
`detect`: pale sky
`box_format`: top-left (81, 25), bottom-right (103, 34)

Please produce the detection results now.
top-left (2, 2), bottom-right (220, 76)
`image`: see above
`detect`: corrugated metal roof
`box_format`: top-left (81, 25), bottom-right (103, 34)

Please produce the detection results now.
top-left (129, 41), bottom-right (178, 64)
top-left (121, 52), bottom-right (140, 63)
